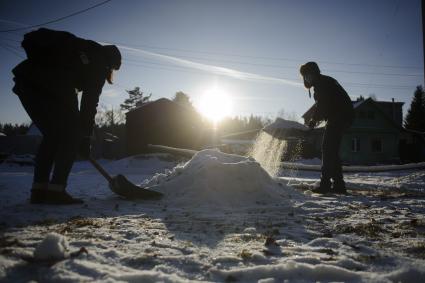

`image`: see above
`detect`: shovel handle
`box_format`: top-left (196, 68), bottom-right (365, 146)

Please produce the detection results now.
top-left (88, 157), bottom-right (113, 183)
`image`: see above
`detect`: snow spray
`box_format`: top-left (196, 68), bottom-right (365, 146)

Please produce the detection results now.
top-left (248, 130), bottom-right (287, 177)
top-left (248, 125), bottom-right (304, 178)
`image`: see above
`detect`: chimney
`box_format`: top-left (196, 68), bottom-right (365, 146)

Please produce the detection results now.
top-left (391, 98), bottom-right (397, 125)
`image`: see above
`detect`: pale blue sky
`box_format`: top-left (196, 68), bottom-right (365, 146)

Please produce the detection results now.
top-left (0, 0), bottom-right (423, 124)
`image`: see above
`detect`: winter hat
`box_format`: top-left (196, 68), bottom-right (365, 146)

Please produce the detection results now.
top-left (102, 45), bottom-right (121, 70)
top-left (299, 61), bottom-right (320, 76)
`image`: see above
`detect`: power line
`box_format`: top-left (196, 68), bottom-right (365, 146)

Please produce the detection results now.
top-left (0, 41), bottom-right (23, 52)
top-left (0, 38), bottom-right (417, 91)
top-left (0, 43), bottom-right (24, 59)
top-left (123, 60), bottom-right (415, 90)
top-left (4, 36), bottom-right (419, 78)
top-left (0, 0), bottom-right (113, 33)
top-left (0, 36), bottom-right (21, 43)
top-left (123, 54), bottom-right (422, 78)
top-left (111, 40), bottom-right (423, 70)
top-left (3, 37), bottom-right (420, 78)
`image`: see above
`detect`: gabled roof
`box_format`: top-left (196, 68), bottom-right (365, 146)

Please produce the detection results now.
top-left (126, 98), bottom-right (197, 115)
top-left (264, 117), bottom-right (308, 131)
top-left (126, 98), bottom-right (169, 114)
top-left (302, 97), bottom-right (404, 129)
top-left (356, 98), bottom-right (403, 130)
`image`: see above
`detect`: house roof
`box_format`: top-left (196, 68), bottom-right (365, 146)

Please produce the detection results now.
top-left (358, 98), bottom-right (403, 130)
top-left (264, 117), bottom-right (308, 131)
top-left (126, 98), bottom-right (197, 115)
top-left (302, 98), bottom-right (404, 128)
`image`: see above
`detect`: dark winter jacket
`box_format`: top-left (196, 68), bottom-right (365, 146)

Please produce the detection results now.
top-left (12, 38), bottom-right (108, 137)
top-left (311, 75), bottom-right (354, 124)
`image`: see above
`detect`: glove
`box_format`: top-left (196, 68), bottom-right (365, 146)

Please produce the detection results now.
top-left (308, 119), bottom-right (316, 129)
top-left (79, 136), bottom-right (91, 159)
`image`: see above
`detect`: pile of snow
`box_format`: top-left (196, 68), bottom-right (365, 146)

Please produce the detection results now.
top-left (263, 117), bottom-right (308, 132)
top-left (33, 233), bottom-right (69, 261)
top-left (106, 153), bottom-right (180, 175)
top-left (26, 123), bottom-right (42, 136)
top-left (144, 149), bottom-right (297, 209)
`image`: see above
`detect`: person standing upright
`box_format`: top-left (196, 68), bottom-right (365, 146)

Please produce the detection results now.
top-left (300, 62), bottom-right (354, 194)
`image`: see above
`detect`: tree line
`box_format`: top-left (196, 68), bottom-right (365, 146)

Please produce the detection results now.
top-left (3, 85), bottom-right (424, 136)
top-left (0, 123), bottom-right (30, 136)
top-left (95, 87), bottom-right (268, 137)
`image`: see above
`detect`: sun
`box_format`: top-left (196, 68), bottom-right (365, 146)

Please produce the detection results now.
top-left (198, 86), bottom-right (233, 123)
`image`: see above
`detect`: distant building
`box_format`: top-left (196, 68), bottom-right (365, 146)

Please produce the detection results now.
top-left (0, 123), bottom-right (42, 157)
top-left (302, 97), bottom-right (414, 165)
top-left (219, 118), bottom-right (311, 159)
top-left (125, 98), bottom-right (214, 155)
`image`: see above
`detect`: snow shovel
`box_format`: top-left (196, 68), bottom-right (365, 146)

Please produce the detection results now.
top-left (88, 157), bottom-right (163, 200)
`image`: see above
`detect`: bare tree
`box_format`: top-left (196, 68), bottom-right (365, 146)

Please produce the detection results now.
top-left (277, 108), bottom-right (298, 121)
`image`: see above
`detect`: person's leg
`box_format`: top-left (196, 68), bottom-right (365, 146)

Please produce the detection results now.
top-left (45, 91), bottom-right (83, 204)
top-left (331, 125), bottom-right (347, 193)
top-left (313, 124), bottom-right (332, 193)
top-left (322, 121), bottom-right (347, 193)
top-left (33, 136), bottom-right (58, 183)
top-left (17, 81), bottom-right (82, 204)
top-left (18, 94), bottom-right (57, 183)
top-left (50, 106), bottom-right (79, 186)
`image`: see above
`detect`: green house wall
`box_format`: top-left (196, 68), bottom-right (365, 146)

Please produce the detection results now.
top-left (340, 101), bottom-right (401, 165)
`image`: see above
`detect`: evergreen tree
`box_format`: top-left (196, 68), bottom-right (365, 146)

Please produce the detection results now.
top-left (172, 91), bottom-right (197, 112)
top-left (120, 87), bottom-right (151, 112)
top-left (404, 85), bottom-right (425, 132)
top-left (173, 91), bottom-right (190, 106)
top-left (0, 123), bottom-right (30, 136)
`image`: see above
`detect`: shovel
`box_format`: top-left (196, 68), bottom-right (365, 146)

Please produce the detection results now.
top-left (88, 157), bottom-right (163, 200)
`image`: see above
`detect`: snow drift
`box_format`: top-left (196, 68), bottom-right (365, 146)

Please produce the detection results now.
top-left (143, 149), bottom-right (298, 209)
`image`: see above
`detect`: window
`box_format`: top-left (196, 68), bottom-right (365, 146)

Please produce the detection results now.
top-left (371, 138), bottom-right (383, 153)
top-left (359, 111), bottom-right (367, 119)
top-left (351, 138), bottom-right (360, 152)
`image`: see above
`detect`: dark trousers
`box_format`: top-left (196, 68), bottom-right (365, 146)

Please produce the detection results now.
top-left (16, 81), bottom-right (80, 186)
top-left (321, 121), bottom-right (348, 186)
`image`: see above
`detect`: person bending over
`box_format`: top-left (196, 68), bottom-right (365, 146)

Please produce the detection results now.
top-left (12, 28), bottom-right (121, 204)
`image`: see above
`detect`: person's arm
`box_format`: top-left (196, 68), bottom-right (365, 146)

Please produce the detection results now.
top-left (311, 84), bottom-right (333, 123)
top-left (79, 74), bottom-right (105, 137)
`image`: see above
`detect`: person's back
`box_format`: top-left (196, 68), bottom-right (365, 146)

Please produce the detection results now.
top-left (313, 74), bottom-right (354, 124)
top-left (13, 28), bottom-right (110, 95)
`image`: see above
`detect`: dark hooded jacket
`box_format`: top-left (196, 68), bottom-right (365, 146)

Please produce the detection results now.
top-left (311, 75), bottom-right (354, 124)
top-left (12, 37), bottom-right (109, 137)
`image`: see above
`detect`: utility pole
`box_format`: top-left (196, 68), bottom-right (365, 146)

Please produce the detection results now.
top-left (423, 0), bottom-right (425, 85)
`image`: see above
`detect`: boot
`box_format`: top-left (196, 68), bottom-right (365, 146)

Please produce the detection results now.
top-left (311, 179), bottom-right (331, 194)
top-left (43, 184), bottom-right (84, 205)
top-left (30, 183), bottom-right (48, 204)
top-left (332, 180), bottom-right (347, 194)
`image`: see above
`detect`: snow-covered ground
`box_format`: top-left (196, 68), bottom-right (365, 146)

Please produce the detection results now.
top-left (0, 151), bottom-right (424, 282)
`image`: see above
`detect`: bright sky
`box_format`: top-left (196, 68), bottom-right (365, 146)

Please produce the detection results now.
top-left (0, 0), bottom-right (423, 124)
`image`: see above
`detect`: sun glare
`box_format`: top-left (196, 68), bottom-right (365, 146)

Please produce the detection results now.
top-left (198, 87), bottom-right (233, 123)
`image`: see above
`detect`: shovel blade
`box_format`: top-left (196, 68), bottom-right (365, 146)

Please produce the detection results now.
top-left (109, 174), bottom-right (163, 200)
